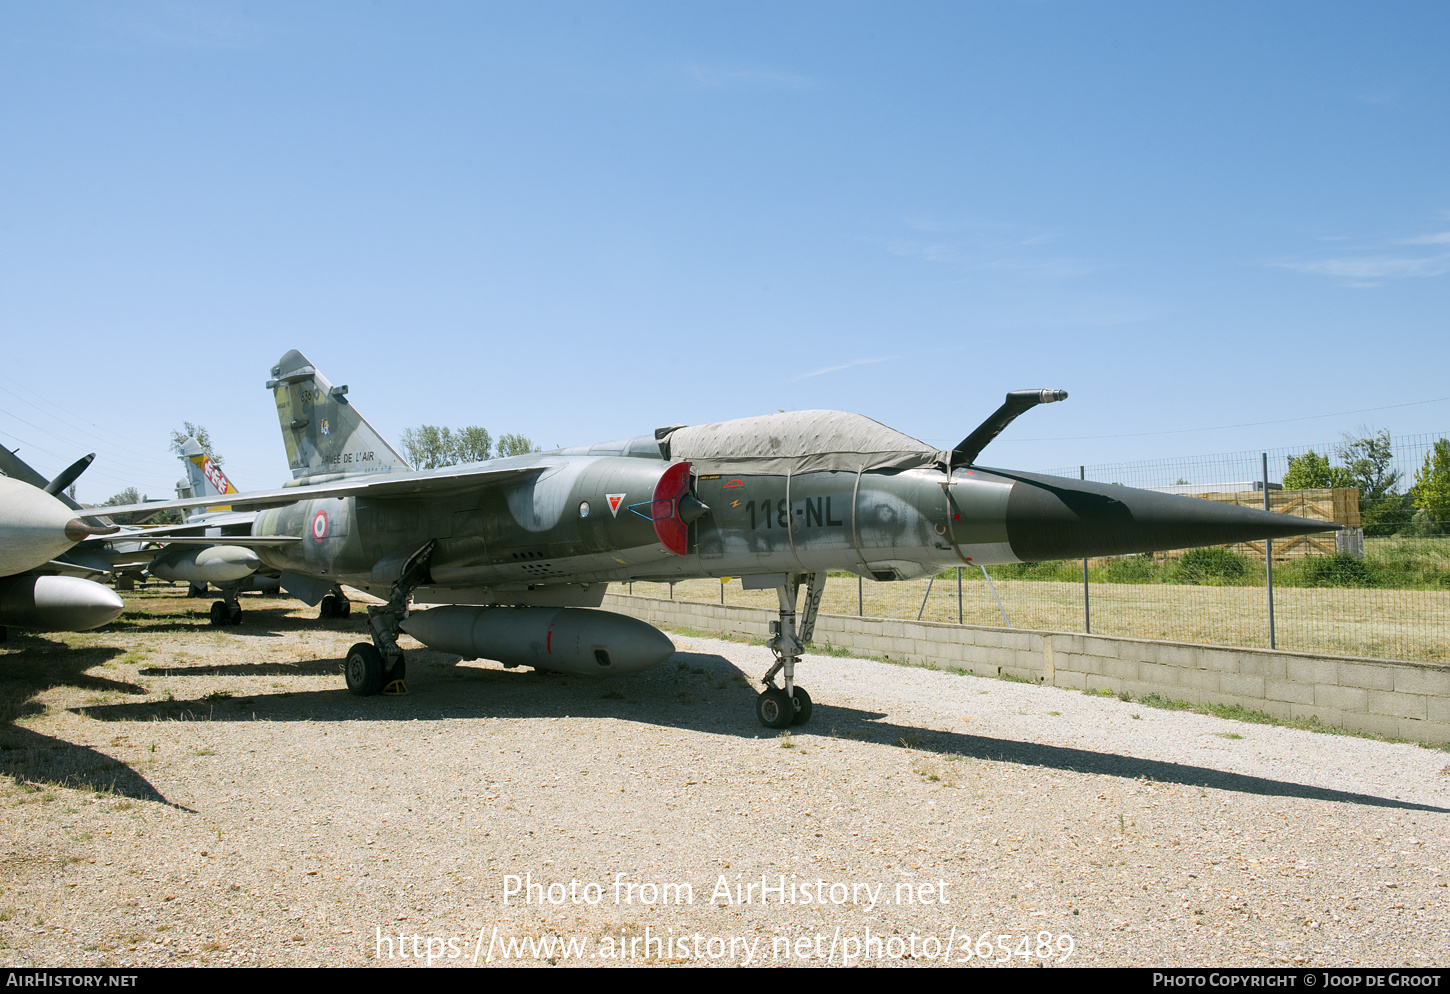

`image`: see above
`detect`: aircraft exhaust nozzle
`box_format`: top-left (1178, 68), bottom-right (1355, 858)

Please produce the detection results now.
top-left (0, 575), bottom-right (125, 631)
top-left (996, 470), bottom-right (1339, 562)
top-left (400, 606), bottom-right (676, 676)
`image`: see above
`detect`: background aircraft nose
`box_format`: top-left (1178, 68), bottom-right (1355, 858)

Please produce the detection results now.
top-left (997, 470), bottom-right (1338, 562)
top-left (0, 476), bottom-right (111, 575)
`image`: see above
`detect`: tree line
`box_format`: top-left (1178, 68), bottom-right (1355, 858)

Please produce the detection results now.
top-left (398, 425), bottom-right (538, 470)
top-left (1284, 429), bottom-right (1450, 536)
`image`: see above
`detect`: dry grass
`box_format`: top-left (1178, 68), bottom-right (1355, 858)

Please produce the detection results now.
top-left (619, 575), bottom-right (1450, 663)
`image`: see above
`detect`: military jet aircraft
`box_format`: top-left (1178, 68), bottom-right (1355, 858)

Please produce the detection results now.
top-left (0, 440), bottom-right (298, 627)
top-left (142, 436), bottom-right (278, 624)
top-left (96, 352), bottom-right (1337, 726)
top-left (0, 468), bottom-right (124, 635)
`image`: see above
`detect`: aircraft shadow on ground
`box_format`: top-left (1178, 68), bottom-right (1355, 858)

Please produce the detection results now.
top-left (71, 648), bottom-right (1448, 815)
top-left (102, 606), bottom-right (364, 639)
top-left (0, 637), bottom-right (184, 807)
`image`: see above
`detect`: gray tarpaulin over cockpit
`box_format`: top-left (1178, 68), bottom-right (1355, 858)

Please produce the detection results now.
top-left (659, 411), bottom-right (949, 477)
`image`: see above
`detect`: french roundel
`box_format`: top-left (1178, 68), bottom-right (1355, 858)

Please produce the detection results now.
top-left (311, 509), bottom-right (329, 541)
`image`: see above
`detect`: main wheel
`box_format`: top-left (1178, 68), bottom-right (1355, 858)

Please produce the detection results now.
top-left (756, 687), bottom-right (794, 729)
top-left (345, 642), bottom-right (384, 696)
top-left (789, 686), bottom-right (813, 726)
top-left (227, 603), bottom-right (243, 625)
top-left (336, 597), bottom-right (351, 619)
top-left (319, 594), bottom-right (337, 619)
top-left (209, 601), bottom-right (227, 626)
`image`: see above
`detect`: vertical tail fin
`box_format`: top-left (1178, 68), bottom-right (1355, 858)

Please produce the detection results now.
top-left (266, 350), bottom-right (411, 484)
top-left (175, 437), bottom-right (237, 512)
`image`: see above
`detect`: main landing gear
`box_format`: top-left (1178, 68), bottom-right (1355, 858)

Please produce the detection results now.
top-left (755, 572), bottom-right (825, 729)
top-left (345, 542), bottom-right (433, 698)
top-left (319, 587), bottom-right (352, 619)
top-left (208, 584), bottom-right (243, 626)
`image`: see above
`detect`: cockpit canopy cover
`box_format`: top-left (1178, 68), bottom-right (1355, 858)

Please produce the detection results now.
top-left (664, 410), bottom-right (947, 477)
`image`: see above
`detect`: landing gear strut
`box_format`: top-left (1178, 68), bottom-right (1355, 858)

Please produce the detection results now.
top-left (346, 542), bottom-right (432, 698)
top-left (755, 572), bottom-right (824, 729)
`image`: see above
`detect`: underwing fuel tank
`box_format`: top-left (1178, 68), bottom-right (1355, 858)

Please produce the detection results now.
top-left (149, 546), bottom-right (261, 584)
top-left (400, 606), bottom-right (676, 675)
top-left (0, 575), bottom-right (125, 631)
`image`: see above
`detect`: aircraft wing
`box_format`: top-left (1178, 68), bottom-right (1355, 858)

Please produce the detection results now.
top-left (30, 558), bottom-right (113, 578)
top-left (88, 463), bottom-right (546, 519)
top-left (120, 535), bottom-right (302, 545)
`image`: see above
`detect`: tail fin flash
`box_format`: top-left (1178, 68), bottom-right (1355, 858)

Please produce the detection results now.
top-left (176, 437), bottom-right (237, 512)
top-left (266, 350), bottom-right (411, 484)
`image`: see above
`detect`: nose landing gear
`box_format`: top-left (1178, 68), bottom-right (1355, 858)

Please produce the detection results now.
top-left (755, 572), bottom-right (824, 729)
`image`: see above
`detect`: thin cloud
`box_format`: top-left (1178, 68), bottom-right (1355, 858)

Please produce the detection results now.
top-left (1400, 232), bottom-right (1450, 245)
top-left (1269, 225), bottom-right (1450, 286)
top-left (79, 1), bottom-right (275, 51)
top-left (884, 238), bottom-right (1099, 280)
top-left (1271, 253), bottom-right (1450, 283)
top-left (878, 217), bottom-right (1098, 281)
top-left (787, 356), bottom-right (899, 382)
top-left (684, 65), bottom-right (820, 91)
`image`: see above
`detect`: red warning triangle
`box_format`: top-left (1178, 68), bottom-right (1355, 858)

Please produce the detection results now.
top-left (606, 493), bottom-right (626, 516)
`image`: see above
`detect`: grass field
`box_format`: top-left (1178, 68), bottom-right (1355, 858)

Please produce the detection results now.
top-left (617, 572), bottom-right (1450, 664)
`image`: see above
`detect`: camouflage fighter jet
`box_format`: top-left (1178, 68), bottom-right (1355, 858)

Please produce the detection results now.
top-left (0, 442), bottom-right (296, 627)
top-left (97, 352), bottom-right (1337, 727)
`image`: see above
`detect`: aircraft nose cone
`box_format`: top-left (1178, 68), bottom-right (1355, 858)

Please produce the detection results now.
top-left (0, 476), bottom-right (100, 574)
top-left (998, 471), bottom-right (1338, 562)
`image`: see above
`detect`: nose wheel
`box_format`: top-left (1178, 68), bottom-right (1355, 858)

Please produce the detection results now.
top-left (756, 685), bottom-right (812, 729)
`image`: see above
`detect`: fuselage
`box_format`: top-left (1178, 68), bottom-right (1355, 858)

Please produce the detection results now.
top-left (250, 440), bottom-right (995, 605)
top-left (248, 424), bottom-right (1332, 609)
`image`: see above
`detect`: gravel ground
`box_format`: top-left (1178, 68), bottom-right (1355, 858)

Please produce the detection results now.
top-left (1, 587), bottom-right (1447, 968)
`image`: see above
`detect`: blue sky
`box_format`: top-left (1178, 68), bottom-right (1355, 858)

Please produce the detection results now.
top-left (2, 1), bottom-right (1447, 503)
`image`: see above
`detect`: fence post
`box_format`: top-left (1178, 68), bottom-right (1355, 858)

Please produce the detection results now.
top-left (1081, 465), bottom-right (1091, 634)
top-left (957, 566), bottom-right (963, 624)
top-left (916, 574), bottom-right (936, 621)
top-left (858, 574), bottom-right (863, 616)
top-left (1263, 452), bottom-right (1275, 650)
top-left (981, 565), bottom-right (1011, 627)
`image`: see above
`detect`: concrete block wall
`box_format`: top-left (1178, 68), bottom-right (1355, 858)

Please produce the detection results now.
top-left (601, 593), bottom-right (1450, 745)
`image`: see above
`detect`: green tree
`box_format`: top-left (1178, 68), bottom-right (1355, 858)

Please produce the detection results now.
top-left (103, 486), bottom-right (141, 508)
top-left (404, 425), bottom-right (531, 465)
top-left (400, 425), bottom-right (456, 469)
top-left (496, 433), bottom-right (538, 457)
top-left (168, 422), bottom-right (223, 465)
top-left (1411, 438), bottom-right (1450, 522)
top-left (99, 487), bottom-right (179, 525)
top-left (454, 426), bottom-right (492, 463)
top-left (1337, 429), bottom-right (1409, 535)
top-left (1283, 450), bottom-right (1354, 490)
